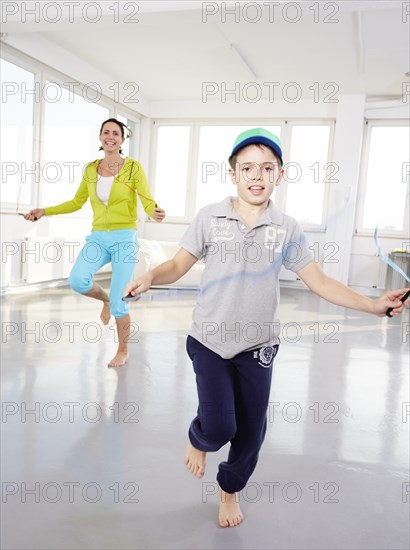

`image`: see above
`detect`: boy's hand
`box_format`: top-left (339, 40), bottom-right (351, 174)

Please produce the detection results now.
top-left (373, 288), bottom-right (409, 317)
top-left (153, 207), bottom-right (166, 222)
top-left (123, 273), bottom-right (153, 299)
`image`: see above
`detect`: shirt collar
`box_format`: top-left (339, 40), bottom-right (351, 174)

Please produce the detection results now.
top-left (212, 196), bottom-right (284, 226)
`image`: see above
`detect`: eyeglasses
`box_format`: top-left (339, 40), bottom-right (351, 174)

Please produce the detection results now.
top-left (236, 162), bottom-right (280, 182)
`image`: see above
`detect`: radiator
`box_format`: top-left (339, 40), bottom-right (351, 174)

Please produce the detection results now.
top-left (377, 259), bottom-right (388, 289)
top-left (385, 251), bottom-right (410, 289)
top-left (21, 237), bottom-right (113, 284)
top-left (21, 237), bottom-right (69, 283)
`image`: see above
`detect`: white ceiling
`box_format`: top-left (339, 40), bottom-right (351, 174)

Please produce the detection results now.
top-left (2, 0), bottom-right (409, 102)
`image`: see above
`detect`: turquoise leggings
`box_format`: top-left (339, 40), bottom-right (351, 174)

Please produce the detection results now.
top-left (69, 230), bottom-right (138, 318)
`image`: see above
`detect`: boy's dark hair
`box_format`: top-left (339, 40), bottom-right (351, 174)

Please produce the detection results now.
top-left (229, 143), bottom-right (282, 169)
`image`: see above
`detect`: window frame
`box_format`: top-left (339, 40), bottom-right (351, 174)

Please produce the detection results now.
top-left (1, 46), bottom-right (143, 218)
top-left (355, 119), bottom-right (410, 238)
top-left (38, 68), bottom-right (112, 217)
top-left (274, 119), bottom-right (335, 233)
top-left (148, 118), bottom-right (335, 229)
top-left (149, 119), bottom-right (196, 223)
top-left (0, 49), bottom-right (42, 212)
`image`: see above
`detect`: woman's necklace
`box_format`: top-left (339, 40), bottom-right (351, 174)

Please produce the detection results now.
top-left (99, 158), bottom-right (124, 177)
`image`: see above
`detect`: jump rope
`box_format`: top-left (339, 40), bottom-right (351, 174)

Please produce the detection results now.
top-left (16, 160), bottom-right (158, 216)
top-left (14, 176), bottom-right (410, 314)
top-left (124, 229), bottom-right (410, 309)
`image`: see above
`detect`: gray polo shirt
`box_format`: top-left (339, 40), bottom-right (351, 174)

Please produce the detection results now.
top-left (180, 196), bottom-right (314, 359)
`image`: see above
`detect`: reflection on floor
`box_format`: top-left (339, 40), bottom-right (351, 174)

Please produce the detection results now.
top-left (1, 285), bottom-right (409, 549)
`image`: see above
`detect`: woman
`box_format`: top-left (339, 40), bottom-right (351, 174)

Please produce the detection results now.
top-left (24, 118), bottom-right (165, 367)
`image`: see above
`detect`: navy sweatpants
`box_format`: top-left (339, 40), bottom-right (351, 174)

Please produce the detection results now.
top-left (186, 335), bottom-right (279, 494)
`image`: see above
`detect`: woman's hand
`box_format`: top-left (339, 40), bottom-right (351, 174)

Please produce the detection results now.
top-left (153, 207), bottom-right (165, 222)
top-left (23, 209), bottom-right (45, 222)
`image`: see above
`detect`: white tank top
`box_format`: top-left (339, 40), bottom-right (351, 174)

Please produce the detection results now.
top-left (97, 175), bottom-right (114, 205)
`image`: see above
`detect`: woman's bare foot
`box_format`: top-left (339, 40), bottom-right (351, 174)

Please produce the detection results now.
top-left (184, 441), bottom-right (206, 478)
top-left (108, 351), bottom-right (129, 368)
top-left (219, 490), bottom-right (244, 528)
top-left (100, 302), bottom-right (111, 325)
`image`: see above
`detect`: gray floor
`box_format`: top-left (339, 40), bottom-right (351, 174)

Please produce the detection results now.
top-left (1, 284), bottom-right (409, 550)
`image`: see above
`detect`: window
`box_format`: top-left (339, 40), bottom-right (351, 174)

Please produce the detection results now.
top-left (41, 80), bottom-right (109, 210)
top-left (1, 48), bottom-right (146, 221)
top-left (283, 124), bottom-right (332, 227)
top-left (152, 125), bottom-right (191, 217)
top-left (116, 113), bottom-right (138, 158)
top-left (150, 120), bottom-right (334, 225)
top-left (358, 122), bottom-right (409, 233)
top-left (0, 59), bottom-right (35, 209)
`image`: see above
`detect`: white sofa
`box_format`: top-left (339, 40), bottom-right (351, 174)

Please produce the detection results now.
top-left (134, 238), bottom-right (203, 288)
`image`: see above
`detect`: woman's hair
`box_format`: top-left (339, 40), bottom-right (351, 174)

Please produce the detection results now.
top-left (99, 118), bottom-right (133, 154)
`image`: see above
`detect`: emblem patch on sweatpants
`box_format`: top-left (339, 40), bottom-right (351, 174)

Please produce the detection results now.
top-left (254, 346), bottom-right (276, 368)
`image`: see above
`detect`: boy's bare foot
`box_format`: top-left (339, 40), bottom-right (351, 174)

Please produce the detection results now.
top-left (108, 351), bottom-right (129, 368)
top-left (100, 302), bottom-right (111, 325)
top-left (219, 490), bottom-right (244, 528)
top-left (184, 441), bottom-right (206, 478)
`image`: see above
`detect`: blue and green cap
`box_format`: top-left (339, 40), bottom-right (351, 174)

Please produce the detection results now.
top-left (228, 128), bottom-right (283, 167)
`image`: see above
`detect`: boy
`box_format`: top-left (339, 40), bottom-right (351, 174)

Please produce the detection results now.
top-left (124, 128), bottom-right (409, 528)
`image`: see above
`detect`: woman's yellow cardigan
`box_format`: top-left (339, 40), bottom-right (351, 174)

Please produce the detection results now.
top-left (44, 157), bottom-right (156, 231)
